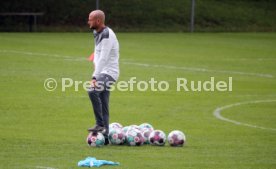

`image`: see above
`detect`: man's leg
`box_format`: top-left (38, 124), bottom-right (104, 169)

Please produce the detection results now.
top-left (88, 90), bottom-right (104, 128)
top-left (87, 74), bottom-right (114, 131)
top-left (99, 74), bottom-right (115, 144)
top-left (100, 90), bottom-right (110, 138)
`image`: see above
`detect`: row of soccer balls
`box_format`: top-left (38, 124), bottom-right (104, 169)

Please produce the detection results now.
top-left (87, 122), bottom-right (186, 147)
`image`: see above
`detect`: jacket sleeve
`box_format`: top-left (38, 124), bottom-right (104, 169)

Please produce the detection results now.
top-left (92, 38), bottom-right (113, 78)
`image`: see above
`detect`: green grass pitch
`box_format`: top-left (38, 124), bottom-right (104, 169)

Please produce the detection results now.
top-left (0, 32), bottom-right (276, 169)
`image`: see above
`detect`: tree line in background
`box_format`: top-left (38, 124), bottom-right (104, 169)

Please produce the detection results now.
top-left (0, 0), bottom-right (275, 32)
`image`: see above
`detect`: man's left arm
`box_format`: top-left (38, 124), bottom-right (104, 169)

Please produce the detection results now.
top-left (92, 38), bottom-right (113, 79)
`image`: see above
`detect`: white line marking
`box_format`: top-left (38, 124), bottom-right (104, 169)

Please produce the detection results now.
top-left (122, 61), bottom-right (274, 78)
top-left (231, 94), bottom-right (276, 97)
top-left (0, 49), bottom-right (72, 59)
top-left (54, 95), bottom-right (87, 98)
top-left (213, 100), bottom-right (276, 131)
top-left (35, 166), bottom-right (57, 169)
top-left (0, 49), bottom-right (274, 78)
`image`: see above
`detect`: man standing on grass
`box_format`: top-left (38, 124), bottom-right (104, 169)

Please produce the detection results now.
top-left (87, 10), bottom-right (119, 145)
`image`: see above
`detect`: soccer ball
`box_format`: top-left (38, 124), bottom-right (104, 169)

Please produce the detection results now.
top-left (122, 126), bottom-right (130, 144)
top-left (122, 126), bottom-right (130, 134)
top-left (128, 125), bottom-right (141, 131)
top-left (87, 132), bottom-right (105, 147)
top-left (168, 130), bottom-right (186, 147)
top-left (139, 123), bottom-right (154, 144)
top-left (141, 128), bottom-right (153, 144)
top-left (109, 122), bottom-right (123, 130)
top-left (108, 128), bottom-right (125, 145)
top-left (126, 127), bottom-right (144, 146)
top-left (139, 123), bottom-right (154, 131)
top-left (149, 130), bottom-right (166, 146)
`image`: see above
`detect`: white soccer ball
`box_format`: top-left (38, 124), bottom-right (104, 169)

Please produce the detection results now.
top-left (87, 132), bottom-right (105, 147)
top-left (108, 128), bottom-right (125, 145)
top-left (126, 127), bottom-right (144, 146)
top-left (122, 126), bottom-right (130, 144)
top-left (168, 130), bottom-right (186, 147)
top-left (109, 122), bottom-right (123, 130)
top-left (139, 123), bottom-right (154, 131)
top-left (128, 125), bottom-right (141, 131)
top-left (141, 127), bottom-right (153, 144)
top-left (139, 123), bottom-right (154, 144)
top-left (149, 130), bottom-right (166, 146)
top-left (122, 126), bottom-right (130, 134)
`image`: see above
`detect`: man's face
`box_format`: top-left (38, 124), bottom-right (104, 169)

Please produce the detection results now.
top-left (87, 14), bottom-right (98, 30)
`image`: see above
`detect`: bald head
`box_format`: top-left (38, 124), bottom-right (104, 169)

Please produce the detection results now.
top-left (90, 10), bottom-right (105, 24)
top-left (88, 10), bottom-right (106, 32)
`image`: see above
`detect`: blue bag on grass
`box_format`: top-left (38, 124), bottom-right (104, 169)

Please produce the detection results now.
top-left (78, 157), bottom-right (119, 167)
